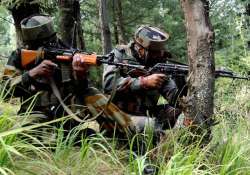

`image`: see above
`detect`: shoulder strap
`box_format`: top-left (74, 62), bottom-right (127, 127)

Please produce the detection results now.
top-left (49, 77), bottom-right (84, 123)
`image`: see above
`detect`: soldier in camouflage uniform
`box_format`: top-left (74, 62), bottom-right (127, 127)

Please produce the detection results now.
top-left (103, 25), bottom-right (184, 130)
top-left (1, 15), bottom-right (154, 136)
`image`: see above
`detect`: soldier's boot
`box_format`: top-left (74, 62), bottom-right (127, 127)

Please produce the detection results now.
top-left (144, 165), bottom-right (156, 175)
top-left (173, 113), bottom-right (186, 128)
top-left (130, 116), bottom-right (163, 175)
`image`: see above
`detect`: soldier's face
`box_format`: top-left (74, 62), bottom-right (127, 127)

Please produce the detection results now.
top-left (147, 50), bottom-right (165, 59)
top-left (144, 50), bottom-right (167, 66)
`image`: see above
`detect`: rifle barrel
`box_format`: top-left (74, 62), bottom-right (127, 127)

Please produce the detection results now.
top-left (216, 73), bottom-right (249, 80)
top-left (152, 63), bottom-right (249, 80)
top-left (99, 60), bottom-right (145, 70)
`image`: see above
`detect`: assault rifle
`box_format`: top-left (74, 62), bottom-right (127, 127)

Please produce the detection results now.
top-left (21, 48), bottom-right (250, 81)
top-left (21, 47), bottom-right (146, 69)
top-left (21, 47), bottom-right (110, 82)
top-left (21, 48), bottom-right (147, 81)
top-left (142, 63), bottom-right (249, 80)
top-left (21, 48), bottom-right (107, 68)
top-left (99, 53), bottom-right (249, 80)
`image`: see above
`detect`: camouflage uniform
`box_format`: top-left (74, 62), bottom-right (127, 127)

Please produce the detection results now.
top-left (103, 41), bottom-right (182, 129)
top-left (1, 15), bottom-right (145, 135)
top-left (3, 45), bottom-right (140, 132)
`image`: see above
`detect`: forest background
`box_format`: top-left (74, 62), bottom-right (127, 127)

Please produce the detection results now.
top-left (0, 0), bottom-right (249, 174)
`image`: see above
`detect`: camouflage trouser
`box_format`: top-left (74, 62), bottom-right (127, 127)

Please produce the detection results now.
top-left (82, 87), bottom-right (155, 135)
top-left (26, 87), bottom-right (156, 137)
top-left (150, 104), bottom-right (182, 130)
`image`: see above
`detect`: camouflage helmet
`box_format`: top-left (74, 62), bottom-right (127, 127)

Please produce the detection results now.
top-left (20, 14), bottom-right (56, 42)
top-left (134, 25), bottom-right (169, 51)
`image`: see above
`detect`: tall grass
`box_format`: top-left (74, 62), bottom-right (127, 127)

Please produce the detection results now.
top-left (0, 78), bottom-right (248, 174)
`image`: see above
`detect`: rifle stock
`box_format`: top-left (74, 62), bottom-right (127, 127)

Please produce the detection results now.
top-left (20, 48), bottom-right (100, 68)
top-left (21, 49), bottom-right (45, 68)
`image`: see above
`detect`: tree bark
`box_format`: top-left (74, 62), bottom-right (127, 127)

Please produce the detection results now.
top-left (116, 0), bottom-right (126, 44)
top-left (246, 4), bottom-right (250, 49)
top-left (58, 0), bottom-right (85, 50)
top-left (180, 0), bottom-right (215, 128)
top-left (246, 4), bottom-right (250, 16)
top-left (112, 0), bottom-right (119, 45)
top-left (9, 1), bottom-right (40, 47)
top-left (98, 0), bottom-right (112, 54)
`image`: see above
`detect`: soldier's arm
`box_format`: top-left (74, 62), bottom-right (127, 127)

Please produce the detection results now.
top-left (71, 54), bottom-right (89, 93)
top-left (159, 78), bottom-right (180, 106)
top-left (103, 64), bottom-right (142, 93)
top-left (1, 50), bottom-right (34, 97)
top-left (103, 50), bottom-right (142, 93)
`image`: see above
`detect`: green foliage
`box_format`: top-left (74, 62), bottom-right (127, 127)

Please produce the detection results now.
top-left (0, 0), bottom-right (249, 174)
top-left (81, 0), bottom-right (102, 52)
top-left (0, 79), bottom-right (248, 174)
top-left (211, 117), bottom-right (250, 175)
top-left (211, 0), bottom-right (250, 73)
top-left (0, 6), bottom-right (15, 57)
top-left (81, 0), bottom-right (187, 62)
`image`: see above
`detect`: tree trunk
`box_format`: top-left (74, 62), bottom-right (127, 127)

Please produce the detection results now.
top-left (246, 4), bottom-right (250, 16)
top-left (180, 0), bottom-right (215, 128)
top-left (98, 0), bottom-right (112, 54)
top-left (9, 1), bottom-right (40, 47)
top-left (58, 0), bottom-right (85, 50)
top-left (112, 0), bottom-right (119, 45)
top-left (246, 4), bottom-right (250, 49)
top-left (116, 0), bottom-right (126, 44)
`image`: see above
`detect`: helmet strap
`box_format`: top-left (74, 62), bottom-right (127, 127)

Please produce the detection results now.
top-left (143, 49), bottom-right (150, 66)
top-left (133, 42), bottom-right (154, 66)
top-left (134, 42), bottom-right (146, 58)
top-left (138, 47), bottom-right (145, 58)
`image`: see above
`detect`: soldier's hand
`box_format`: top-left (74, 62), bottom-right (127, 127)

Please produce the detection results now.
top-left (29, 60), bottom-right (57, 78)
top-left (72, 54), bottom-right (89, 79)
top-left (140, 73), bottom-right (166, 89)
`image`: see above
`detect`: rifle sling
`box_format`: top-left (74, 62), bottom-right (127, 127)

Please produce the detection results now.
top-left (49, 77), bottom-right (84, 123)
